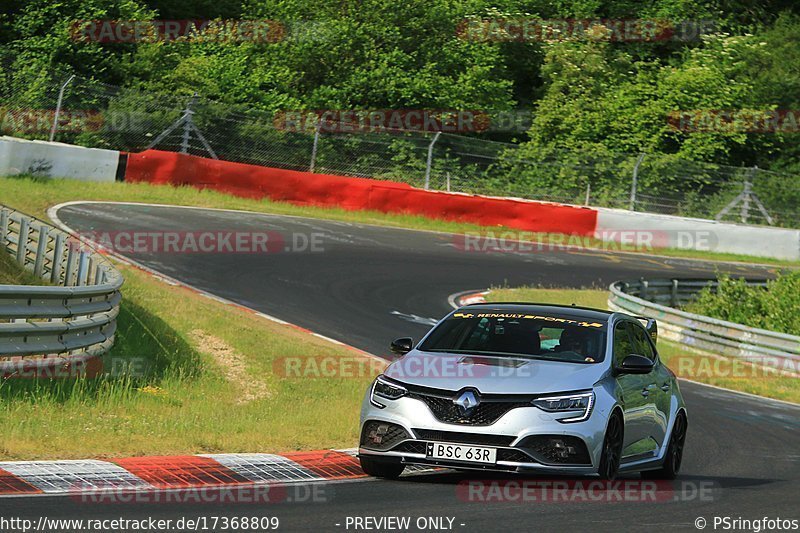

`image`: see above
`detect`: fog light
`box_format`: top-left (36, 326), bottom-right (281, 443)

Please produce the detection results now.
top-left (368, 424), bottom-right (390, 445)
top-left (549, 439), bottom-right (578, 459)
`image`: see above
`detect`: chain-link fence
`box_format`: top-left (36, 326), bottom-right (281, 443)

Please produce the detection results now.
top-left (1, 71), bottom-right (798, 228)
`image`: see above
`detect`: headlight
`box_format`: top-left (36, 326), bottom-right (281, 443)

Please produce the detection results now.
top-left (370, 375), bottom-right (408, 408)
top-left (532, 391), bottom-right (594, 423)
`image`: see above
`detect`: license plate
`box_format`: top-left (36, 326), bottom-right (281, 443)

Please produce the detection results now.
top-left (426, 442), bottom-right (497, 464)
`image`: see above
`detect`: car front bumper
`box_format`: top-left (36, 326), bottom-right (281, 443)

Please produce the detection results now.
top-left (359, 391), bottom-right (613, 475)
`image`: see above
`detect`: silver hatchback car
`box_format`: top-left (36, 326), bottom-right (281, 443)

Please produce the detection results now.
top-left (358, 303), bottom-right (687, 480)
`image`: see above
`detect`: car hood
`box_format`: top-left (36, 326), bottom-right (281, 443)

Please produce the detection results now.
top-left (383, 350), bottom-right (608, 395)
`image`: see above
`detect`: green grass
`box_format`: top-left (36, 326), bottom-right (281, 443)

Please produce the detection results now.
top-left (1, 174), bottom-right (797, 267)
top-left (0, 251), bottom-right (44, 285)
top-left (0, 260), bottom-right (381, 459)
top-left (486, 286), bottom-right (799, 404)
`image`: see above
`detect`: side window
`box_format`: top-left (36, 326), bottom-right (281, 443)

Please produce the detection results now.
top-left (630, 323), bottom-right (656, 361)
top-left (612, 322), bottom-right (634, 367)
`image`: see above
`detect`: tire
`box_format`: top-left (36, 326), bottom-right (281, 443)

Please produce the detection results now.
top-left (598, 412), bottom-right (624, 480)
top-left (359, 455), bottom-right (405, 479)
top-left (642, 412), bottom-right (687, 480)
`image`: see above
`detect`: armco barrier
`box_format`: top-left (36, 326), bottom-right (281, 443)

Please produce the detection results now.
top-left (124, 150), bottom-right (599, 235)
top-left (0, 205), bottom-right (123, 377)
top-left (0, 136), bottom-right (122, 182)
top-left (609, 278), bottom-right (800, 371)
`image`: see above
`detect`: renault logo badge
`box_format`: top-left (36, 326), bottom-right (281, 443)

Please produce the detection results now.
top-left (454, 390), bottom-right (480, 416)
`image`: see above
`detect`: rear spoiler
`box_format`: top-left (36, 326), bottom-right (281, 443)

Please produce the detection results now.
top-left (635, 316), bottom-right (658, 345)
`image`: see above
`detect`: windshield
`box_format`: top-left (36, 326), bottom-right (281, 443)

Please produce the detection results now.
top-left (418, 311), bottom-right (607, 363)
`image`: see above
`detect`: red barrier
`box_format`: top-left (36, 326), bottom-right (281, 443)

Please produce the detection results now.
top-left (125, 150), bottom-right (598, 235)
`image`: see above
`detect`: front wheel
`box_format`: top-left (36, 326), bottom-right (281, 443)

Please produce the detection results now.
top-left (359, 455), bottom-right (405, 479)
top-left (642, 412), bottom-right (687, 480)
top-left (598, 412), bottom-right (623, 480)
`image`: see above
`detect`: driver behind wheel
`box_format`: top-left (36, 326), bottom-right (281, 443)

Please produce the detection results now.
top-left (556, 327), bottom-right (594, 361)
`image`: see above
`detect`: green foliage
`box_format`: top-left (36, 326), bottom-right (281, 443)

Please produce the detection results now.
top-left (687, 272), bottom-right (800, 335)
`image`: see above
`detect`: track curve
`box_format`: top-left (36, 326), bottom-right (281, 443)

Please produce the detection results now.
top-left (18, 201), bottom-right (796, 532)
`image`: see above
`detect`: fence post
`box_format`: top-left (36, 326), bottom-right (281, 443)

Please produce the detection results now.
top-left (741, 179), bottom-right (752, 224)
top-left (310, 119), bottom-right (322, 173)
top-left (424, 131), bottom-right (442, 190)
top-left (33, 226), bottom-right (49, 278)
top-left (584, 182), bottom-right (591, 206)
top-left (16, 217), bottom-right (29, 266)
top-left (629, 153), bottom-right (645, 211)
top-left (180, 94), bottom-right (198, 154)
top-left (51, 233), bottom-right (65, 285)
top-left (671, 279), bottom-right (679, 308)
top-left (64, 243), bottom-right (77, 287)
top-left (76, 251), bottom-right (89, 286)
top-left (50, 74), bottom-right (76, 142)
top-left (715, 166), bottom-right (774, 225)
top-left (0, 209), bottom-right (8, 252)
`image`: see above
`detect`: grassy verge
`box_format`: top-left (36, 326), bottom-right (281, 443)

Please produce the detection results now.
top-left (0, 251), bottom-right (44, 285)
top-left (1, 174), bottom-right (797, 267)
top-left (486, 286), bottom-right (799, 404)
top-left (0, 244), bottom-right (380, 460)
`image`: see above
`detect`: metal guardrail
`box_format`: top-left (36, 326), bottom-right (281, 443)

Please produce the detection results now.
top-left (609, 278), bottom-right (800, 371)
top-left (0, 205), bottom-right (123, 377)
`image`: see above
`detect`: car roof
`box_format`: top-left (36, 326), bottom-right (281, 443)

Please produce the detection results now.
top-left (458, 302), bottom-right (613, 322)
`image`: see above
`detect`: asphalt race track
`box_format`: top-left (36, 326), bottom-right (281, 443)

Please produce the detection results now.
top-left (51, 202), bottom-right (781, 356)
top-left (8, 201), bottom-right (795, 532)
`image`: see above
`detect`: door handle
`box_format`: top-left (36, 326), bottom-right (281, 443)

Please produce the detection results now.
top-left (641, 389), bottom-right (650, 397)
top-left (660, 383), bottom-right (671, 392)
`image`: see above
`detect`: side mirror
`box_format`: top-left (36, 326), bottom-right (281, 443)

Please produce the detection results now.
top-left (390, 337), bottom-right (414, 356)
top-left (617, 354), bottom-right (654, 375)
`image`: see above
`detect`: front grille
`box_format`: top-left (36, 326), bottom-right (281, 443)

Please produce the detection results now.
top-left (409, 393), bottom-right (530, 426)
top-left (403, 457), bottom-right (518, 472)
top-left (497, 449), bottom-right (533, 463)
top-left (517, 435), bottom-right (591, 465)
top-left (360, 421), bottom-right (411, 451)
top-left (391, 441), bottom-right (428, 454)
top-left (412, 429), bottom-right (515, 447)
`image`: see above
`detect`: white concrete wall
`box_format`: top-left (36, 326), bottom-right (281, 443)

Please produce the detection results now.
top-left (595, 207), bottom-right (800, 261)
top-left (0, 136), bottom-right (120, 182)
